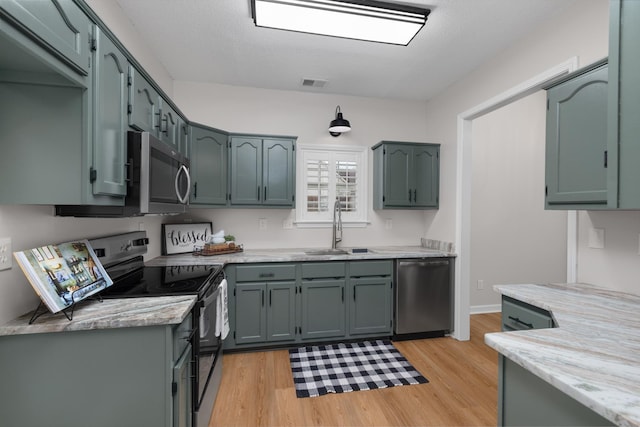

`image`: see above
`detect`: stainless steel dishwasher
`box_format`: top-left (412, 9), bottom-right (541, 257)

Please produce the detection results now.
top-left (394, 257), bottom-right (454, 339)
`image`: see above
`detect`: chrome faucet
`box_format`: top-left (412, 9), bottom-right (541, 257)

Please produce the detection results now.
top-left (332, 197), bottom-right (342, 250)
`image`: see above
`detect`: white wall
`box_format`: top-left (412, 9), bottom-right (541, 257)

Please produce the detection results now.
top-left (172, 82), bottom-right (433, 249)
top-left (421, 0), bottom-right (610, 307)
top-left (577, 211), bottom-right (640, 294)
top-left (470, 92), bottom-right (567, 308)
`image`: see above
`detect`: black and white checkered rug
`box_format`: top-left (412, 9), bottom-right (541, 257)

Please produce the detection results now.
top-left (289, 339), bottom-right (428, 398)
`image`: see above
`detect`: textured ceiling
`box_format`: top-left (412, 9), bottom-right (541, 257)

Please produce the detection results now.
top-left (114, 0), bottom-right (578, 101)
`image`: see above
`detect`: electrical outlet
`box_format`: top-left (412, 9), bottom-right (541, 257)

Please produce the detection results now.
top-left (259, 218), bottom-right (267, 231)
top-left (477, 279), bottom-right (484, 290)
top-left (0, 237), bottom-right (12, 271)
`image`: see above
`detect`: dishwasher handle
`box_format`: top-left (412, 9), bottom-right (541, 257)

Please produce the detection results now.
top-left (401, 260), bottom-right (450, 268)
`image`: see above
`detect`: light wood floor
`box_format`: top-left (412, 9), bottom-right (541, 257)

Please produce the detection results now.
top-left (210, 313), bottom-right (501, 426)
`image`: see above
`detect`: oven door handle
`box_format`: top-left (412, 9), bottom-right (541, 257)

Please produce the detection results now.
top-left (201, 287), bottom-right (220, 308)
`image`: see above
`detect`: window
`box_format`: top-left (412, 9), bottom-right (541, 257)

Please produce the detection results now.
top-left (296, 144), bottom-right (368, 226)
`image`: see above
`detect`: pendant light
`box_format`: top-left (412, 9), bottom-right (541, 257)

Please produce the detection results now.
top-left (329, 106), bottom-right (351, 137)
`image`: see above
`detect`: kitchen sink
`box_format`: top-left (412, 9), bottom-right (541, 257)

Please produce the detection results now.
top-left (304, 249), bottom-right (350, 256)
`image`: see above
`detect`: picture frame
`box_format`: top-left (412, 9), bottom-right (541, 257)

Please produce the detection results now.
top-left (162, 222), bottom-right (213, 255)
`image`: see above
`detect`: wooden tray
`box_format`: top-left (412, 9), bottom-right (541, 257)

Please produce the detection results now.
top-left (193, 245), bottom-right (243, 256)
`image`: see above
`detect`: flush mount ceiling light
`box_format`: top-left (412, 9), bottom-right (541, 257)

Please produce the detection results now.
top-left (251, 0), bottom-right (430, 46)
top-left (329, 105), bottom-right (351, 137)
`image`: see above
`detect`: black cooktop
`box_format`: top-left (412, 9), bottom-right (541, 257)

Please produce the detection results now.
top-left (101, 264), bottom-right (223, 298)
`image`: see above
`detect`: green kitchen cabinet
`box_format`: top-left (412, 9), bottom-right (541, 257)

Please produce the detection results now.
top-left (0, 0), bottom-right (92, 76)
top-left (372, 141), bottom-right (440, 209)
top-left (0, 315), bottom-right (194, 427)
top-left (348, 261), bottom-right (392, 336)
top-left (190, 123), bottom-right (228, 206)
top-left (159, 99), bottom-right (180, 150)
top-left (128, 64), bottom-right (159, 134)
top-left (234, 283), bottom-right (268, 344)
top-left (234, 281), bottom-right (296, 345)
top-left (229, 264), bottom-right (297, 347)
top-left (544, 62), bottom-right (608, 209)
top-left (229, 135), bottom-right (296, 207)
top-left (301, 279), bottom-right (346, 340)
top-left (92, 26), bottom-right (128, 197)
top-left (496, 296), bottom-right (610, 426)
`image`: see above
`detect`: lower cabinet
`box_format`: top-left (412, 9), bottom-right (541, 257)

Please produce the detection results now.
top-left (224, 260), bottom-right (393, 351)
top-left (497, 296), bottom-right (611, 426)
top-left (0, 315), bottom-right (194, 427)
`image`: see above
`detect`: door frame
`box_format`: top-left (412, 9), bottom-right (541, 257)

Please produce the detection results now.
top-left (453, 57), bottom-right (580, 340)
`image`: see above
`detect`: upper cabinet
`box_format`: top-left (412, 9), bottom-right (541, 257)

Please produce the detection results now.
top-left (190, 123), bottom-right (228, 206)
top-left (372, 141), bottom-right (440, 209)
top-left (545, 1), bottom-right (640, 210)
top-left (544, 62), bottom-right (608, 209)
top-left (92, 26), bottom-right (128, 198)
top-left (229, 135), bottom-right (296, 207)
top-left (128, 65), bottom-right (159, 134)
top-left (0, 0), bottom-right (91, 76)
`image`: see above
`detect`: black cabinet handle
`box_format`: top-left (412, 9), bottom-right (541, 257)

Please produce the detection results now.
top-left (257, 186), bottom-right (260, 200)
top-left (264, 186), bottom-right (267, 201)
top-left (269, 289), bottom-right (272, 306)
top-left (261, 289), bottom-right (264, 307)
top-left (341, 288), bottom-right (344, 302)
top-left (508, 316), bottom-right (533, 329)
top-left (259, 273), bottom-right (274, 278)
top-left (408, 189), bottom-right (412, 202)
top-left (194, 182), bottom-right (197, 199)
top-left (353, 288), bottom-right (356, 301)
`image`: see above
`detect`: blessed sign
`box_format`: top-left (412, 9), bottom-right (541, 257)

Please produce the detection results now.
top-left (161, 222), bottom-right (213, 255)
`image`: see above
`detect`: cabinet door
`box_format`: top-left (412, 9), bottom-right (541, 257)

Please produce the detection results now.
top-left (301, 280), bottom-right (346, 340)
top-left (173, 343), bottom-right (193, 427)
top-left (159, 101), bottom-right (179, 149)
top-left (0, 0), bottom-right (91, 75)
top-left (349, 277), bottom-right (392, 336)
top-left (230, 137), bottom-right (262, 205)
top-left (235, 283), bottom-right (267, 344)
top-left (383, 144), bottom-right (412, 207)
top-left (262, 138), bottom-right (295, 206)
top-left (266, 281), bottom-right (296, 342)
top-left (92, 28), bottom-right (127, 197)
top-left (545, 65), bottom-right (609, 207)
top-left (413, 145), bottom-right (439, 208)
top-left (128, 66), bottom-right (159, 133)
top-left (190, 125), bottom-right (227, 206)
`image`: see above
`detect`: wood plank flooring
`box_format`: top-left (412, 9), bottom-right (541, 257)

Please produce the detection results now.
top-left (209, 313), bottom-right (501, 426)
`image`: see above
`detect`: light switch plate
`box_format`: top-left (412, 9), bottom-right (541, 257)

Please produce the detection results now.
top-left (0, 237), bottom-right (12, 270)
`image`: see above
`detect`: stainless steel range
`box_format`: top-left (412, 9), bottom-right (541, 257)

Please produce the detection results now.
top-left (90, 231), bottom-right (224, 427)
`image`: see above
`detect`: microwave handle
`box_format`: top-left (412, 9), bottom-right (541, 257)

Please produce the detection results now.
top-left (175, 164), bottom-right (191, 204)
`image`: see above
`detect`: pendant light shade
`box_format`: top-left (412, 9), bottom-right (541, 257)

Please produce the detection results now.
top-left (329, 106), bottom-right (351, 137)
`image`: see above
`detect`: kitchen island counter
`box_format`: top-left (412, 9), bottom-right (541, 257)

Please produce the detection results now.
top-left (486, 283), bottom-right (640, 427)
top-left (0, 295), bottom-right (196, 336)
top-left (146, 245), bottom-right (454, 266)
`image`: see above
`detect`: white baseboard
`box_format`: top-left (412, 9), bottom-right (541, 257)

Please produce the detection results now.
top-left (470, 304), bottom-right (501, 314)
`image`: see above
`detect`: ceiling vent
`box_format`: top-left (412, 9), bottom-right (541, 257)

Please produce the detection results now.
top-left (301, 78), bottom-right (328, 88)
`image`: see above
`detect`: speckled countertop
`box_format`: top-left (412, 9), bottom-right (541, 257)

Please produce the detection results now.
top-left (0, 296), bottom-right (196, 336)
top-left (486, 283), bottom-right (640, 427)
top-left (145, 245), bottom-right (454, 266)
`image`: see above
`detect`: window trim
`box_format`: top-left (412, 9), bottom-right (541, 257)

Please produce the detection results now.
top-left (295, 143), bottom-right (368, 227)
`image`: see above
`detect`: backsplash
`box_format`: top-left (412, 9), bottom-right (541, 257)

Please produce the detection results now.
top-left (421, 238), bottom-right (455, 254)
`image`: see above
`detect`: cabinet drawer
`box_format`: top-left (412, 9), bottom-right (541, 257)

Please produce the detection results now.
top-left (236, 264), bottom-right (296, 282)
top-left (301, 262), bottom-right (345, 279)
top-left (173, 314), bottom-right (193, 360)
top-left (502, 297), bottom-right (554, 331)
top-left (349, 260), bottom-right (392, 277)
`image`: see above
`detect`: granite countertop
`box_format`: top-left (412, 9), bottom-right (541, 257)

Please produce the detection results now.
top-left (0, 296), bottom-right (196, 336)
top-left (145, 245), bottom-right (454, 266)
top-left (486, 283), bottom-right (640, 427)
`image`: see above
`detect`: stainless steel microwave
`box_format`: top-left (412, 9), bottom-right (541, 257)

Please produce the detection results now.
top-left (126, 131), bottom-right (190, 215)
top-left (55, 132), bottom-right (190, 217)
